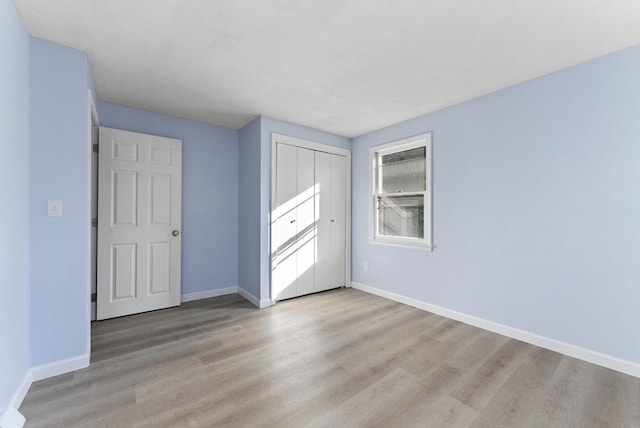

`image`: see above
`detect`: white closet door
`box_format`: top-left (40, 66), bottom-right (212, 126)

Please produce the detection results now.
top-left (273, 142), bottom-right (348, 300)
top-left (273, 143), bottom-right (298, 300)
top-left (273, 144), bottom-right (316, 300)
top-left (314, 151), bottom-right (332, 292)
top-left (272, 207), bottom-right (297, 300)
top-left (296, 147), bottom-right (316, 296)
top-left (314, 151), bottom-right (346, 292)
top-left (330, 154), bottom-right (347, 289)
top-left (275, 143), bottom-right (298, 207)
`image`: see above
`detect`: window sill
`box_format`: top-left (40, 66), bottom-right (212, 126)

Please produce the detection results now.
top-left (368, 239), bottom-right (434, 252)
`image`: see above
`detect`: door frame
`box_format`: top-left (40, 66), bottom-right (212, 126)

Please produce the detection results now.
top-left (87, 90), bottom-right (100, 356)
top-left (270, 133), bottom-right (351, 303)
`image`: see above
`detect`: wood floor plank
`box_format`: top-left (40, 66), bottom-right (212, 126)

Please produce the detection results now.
top-left (576, 366), bottom-right (640, 427)
top-left (469, 347), bottom-right (564, 427)
top-left (306, 368), bottom-right (429, 428)
top-left (19, 289), bottom-right (639, 428)
top-left (450, 339), bottom-right (536, 411)
top-left (448, 331), bottom-right (510, 373)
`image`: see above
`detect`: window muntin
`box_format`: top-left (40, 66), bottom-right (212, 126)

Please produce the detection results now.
top-left (371, 133), bottom-right (432, 249)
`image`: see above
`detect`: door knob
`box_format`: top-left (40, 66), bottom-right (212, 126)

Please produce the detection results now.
top-left (172, 230), bottom-right (180, 236)
top-left (290, 219), bottom-right (296, 224)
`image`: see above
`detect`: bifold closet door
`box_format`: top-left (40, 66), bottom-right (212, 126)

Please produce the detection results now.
top-left (315, 152), bottom-right (346, 292)
top-left (273, 142), bottom-right (347, 301)
top-left (272, 144), bottom-right (315, 300)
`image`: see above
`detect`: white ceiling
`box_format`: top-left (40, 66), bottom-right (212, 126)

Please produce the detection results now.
top-left (13, 0), bottom-right (640, 138)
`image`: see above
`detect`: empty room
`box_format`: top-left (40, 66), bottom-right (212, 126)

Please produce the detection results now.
top-left (1, 0), bottom-right (639, 427)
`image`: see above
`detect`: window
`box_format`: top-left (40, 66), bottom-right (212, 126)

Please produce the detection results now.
top-left (370, 133), bottom-right (432, 250)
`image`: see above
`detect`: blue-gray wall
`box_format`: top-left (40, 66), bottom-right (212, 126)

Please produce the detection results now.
top-left (29, 38), bottom-right (91, 366)
top-left (352, 45), bottom-right (640, 364)
top-left (238, 117), bottom-right (262, 298)
top-left (97, 101), bottom-right (239, 295)
top-left (0, 0), bottom-right (31, 414)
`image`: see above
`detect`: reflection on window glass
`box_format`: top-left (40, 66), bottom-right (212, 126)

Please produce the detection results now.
top-left (377, 195), bottom-right (424, 239)
top-left (379, 146), bottom-right (426, 193)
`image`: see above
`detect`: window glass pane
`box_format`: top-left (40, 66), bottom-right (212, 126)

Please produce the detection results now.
top-left (377, 194), bottom-right (424, 239)
top-left (379, 146), bottom-right (425, 193)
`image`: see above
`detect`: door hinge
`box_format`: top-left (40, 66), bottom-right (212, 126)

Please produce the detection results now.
top-left (92, 143), bottom-right (99, 153)
top-left (91, 293), bottom-right (97, 303)
top-left (92, 218), bottom-right (98, 227)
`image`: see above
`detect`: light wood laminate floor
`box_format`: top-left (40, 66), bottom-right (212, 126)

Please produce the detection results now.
top-left (20, 288), bottom-right (640, 427)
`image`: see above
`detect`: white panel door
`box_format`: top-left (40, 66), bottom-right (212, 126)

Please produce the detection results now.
top-left (97, 127), bottom-right (182, 320)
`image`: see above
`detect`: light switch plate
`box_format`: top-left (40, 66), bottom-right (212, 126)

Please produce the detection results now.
top-left (48, 200), bottom-right (62, 217)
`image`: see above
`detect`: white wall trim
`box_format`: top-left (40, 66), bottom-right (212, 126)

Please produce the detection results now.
top-left (352, 281), bottom-right (640, 378)
top-left (0, 370), bottom-right (31, 428)
top-left (8, 372), bottom-right (31, 414)
top-left (0, 406), bottom-right (26, 428)
top-left (238, 287), bottom-right (272, 309)
top-left (272, 133), bottom-right (351, 157)
top-left (31, 354), bottom-right (89, 382)
top-left (181, 286), bottom-right (238, 303)
top-left (88, 89), bottom-right (100, 126)
top-left (1, 352), bottom-right (91, 427)
top-left (86, 89), bottom-right (99, 359)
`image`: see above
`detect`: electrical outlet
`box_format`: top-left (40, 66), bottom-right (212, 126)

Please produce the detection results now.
top-left (48, 200), bottom-right (62, 217)
top-left (363, 262), bottom-right (368, 272)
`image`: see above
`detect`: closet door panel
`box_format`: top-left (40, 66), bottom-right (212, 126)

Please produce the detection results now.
top-left (314, 151), bottom-right (332, 292)
top-left (272, 209), bottom-right (298, 300)
top-left (276, 144), bottom-right (298, 208)
top-left (330, 154), bottom-right (347, 288)
top-left (295, 147), bottom-right (316, 296)
top-left (273, 143), bottom-right (298, 300)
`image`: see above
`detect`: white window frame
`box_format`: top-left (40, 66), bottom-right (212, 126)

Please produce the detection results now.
top-left (369, 132), bottom-right (432, 251)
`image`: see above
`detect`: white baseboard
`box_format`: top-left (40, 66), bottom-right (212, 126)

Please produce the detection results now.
top-left (237, 287), bottom-right (272, 309)
top-left (181, 286), bottom-right (238, 303)
top-left (9, 371), bottom-right (31, 414)
top-left (31, 354), bottom-right (90, 382)
top-left (0, 406), bottom-right (25, 428)
top-left (351, 282), bottom-right (640, 378)
top-left (0, 369), bottom-right (31, 428)
top-left (0, 352), bottom-right (90, 426)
